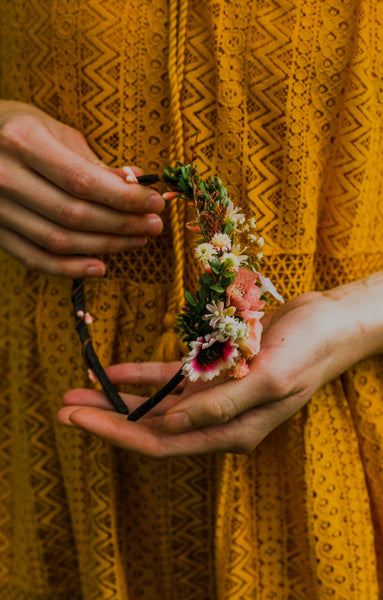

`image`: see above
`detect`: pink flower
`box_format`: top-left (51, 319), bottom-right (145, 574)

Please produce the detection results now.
top-left (226, 268), bottom-right (265, 315)
top-left (182, 334), bottom-right (238, 382)
top-left (237, 310), bottom-right (264, 358)
top-left (231, 359), bottom-right (250, 379)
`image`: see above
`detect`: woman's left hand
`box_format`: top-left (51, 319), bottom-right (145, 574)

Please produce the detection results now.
top-left (57, 275), bottom-right (383, 457)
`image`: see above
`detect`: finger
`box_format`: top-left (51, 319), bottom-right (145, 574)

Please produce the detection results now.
top-left (0, 197), bottom-right (148, 254)
top-left (0, 227), bottom-right (106, 277)
top-left (104, 362), bottom-right (183, 387)
top-left (112, 166), bottom-right (143, 181)
top-left (56, 405), bottom-right (232, 457)
top-left (56, 123), bottom-right (107, 164)
top-left (0, 116), bottom-right (164, 213)
top-left (57, 404), bottom-right (166, 433)
top-left (162, 354), bottom-right (289, 433)
top-left (1, 161), bottom-right (163, 236)
top-left (57, 390), bottom-right (302, 457)
top-left (62, 386), bottom-right (182, 416)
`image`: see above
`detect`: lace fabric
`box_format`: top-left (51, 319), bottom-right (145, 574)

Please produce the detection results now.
top-left (0, 0), bottom-right (382, 598)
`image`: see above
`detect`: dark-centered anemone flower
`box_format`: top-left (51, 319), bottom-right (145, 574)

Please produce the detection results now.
top-left (181, 333), bottom-right (238, 382)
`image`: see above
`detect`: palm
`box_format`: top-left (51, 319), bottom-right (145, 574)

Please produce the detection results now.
top-left (58, 291), bottom-right (353, 456)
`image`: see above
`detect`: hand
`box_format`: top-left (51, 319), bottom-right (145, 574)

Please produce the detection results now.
top-left (0, 101), bottom-right (165, 277)
top-left (57, 275), bottom-right (383, 457)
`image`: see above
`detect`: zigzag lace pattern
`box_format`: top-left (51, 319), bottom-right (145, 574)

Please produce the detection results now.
top-left (0, 0), bottom-right (382, 598)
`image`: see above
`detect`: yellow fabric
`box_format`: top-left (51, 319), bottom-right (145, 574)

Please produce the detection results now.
top-left (0, 0), bottom-right (383, 598)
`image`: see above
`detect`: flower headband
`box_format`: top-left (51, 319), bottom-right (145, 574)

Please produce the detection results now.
top-left (72, 161), bottom-right (283, 420)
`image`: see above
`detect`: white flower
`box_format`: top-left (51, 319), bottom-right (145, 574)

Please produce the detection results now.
top-left (211, 233), bottom-right (232, 251)
top-left (219, 252), bottom-right (243, 269)
top-left (257, 272), bottom-right (284, 303)
top-left (182, 334), bottom-right (238, 382)
top-left (203, 300), bottom-right (225, 327)
top-left (225, 201), bottom-right (246, 226)
top-left (218, 316), bottom-right (250, 340)
top-left (195, 243), bottom-right (217, 263)
top-left (248, 234), bottom-right (264, 248)
top-left (236, 321), bottom-right (250, 339)
top-left (203, 301), bottom-right (235, 327)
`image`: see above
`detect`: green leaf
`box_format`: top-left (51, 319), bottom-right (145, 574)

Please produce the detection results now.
top-left (209, 262), bottom-right (221, 275)
top-left (222, 257), bottom-right (235, 270)
top-left (222, 277), bottom-right (234, 288)
top-left (184, 289), bottom-right (197, 307)
top-left (210, 284), bottom-right (225, 293)
top-left (223, 222), bottom-right (233, 235)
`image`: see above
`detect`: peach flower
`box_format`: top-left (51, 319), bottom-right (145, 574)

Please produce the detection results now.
top-left (237, 309), bottom-right (264, 358)
top-left (226, 268), bottom-right (265, 315)
top-left (231, 358), bottom-right (250, 379)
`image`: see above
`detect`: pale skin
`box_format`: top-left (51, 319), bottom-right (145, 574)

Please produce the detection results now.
top-left (1, 102), bottom-right (382, 457)
top-left (0, 100), bottom-right (165, 277)
top-left (58, 271), bottom-right (383, 457)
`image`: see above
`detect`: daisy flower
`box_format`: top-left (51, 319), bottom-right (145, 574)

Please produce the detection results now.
top-left (195, 243), bottom-right (217, 263)
top-left (231, 358), bottom-right (250, 379)
top-left (211, 233), bottom-right (232, 252)
top-left (182, 334), bottom-right (238, 382)
top-left (219, 252), bottom-right (243, 270)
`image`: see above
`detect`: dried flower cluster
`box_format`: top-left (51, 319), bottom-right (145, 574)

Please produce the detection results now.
top-left (163, 161), bottom-right (284, 382)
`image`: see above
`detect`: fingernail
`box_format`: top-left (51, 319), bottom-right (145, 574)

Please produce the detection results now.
top-left (128, 236), bottom-right (147, 247)
top-left (147, 215), bottom-right (163, 235)
top-left (146, 194), bottom-right (165, 212)
top-left (162, 191), bottom-right (178, 200)
top-left (164, 411), bottom-right (191, 434)
top-left (122, 166), bottom-right (138, 183)
top-left (86, 264), bottom-right (106, 277)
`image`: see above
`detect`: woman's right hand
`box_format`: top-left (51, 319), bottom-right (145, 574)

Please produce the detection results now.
top-left (0, 101), bottom-right (165, 277)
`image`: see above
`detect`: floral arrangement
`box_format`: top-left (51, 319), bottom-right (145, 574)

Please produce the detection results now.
top-left (161, 161), bottom-right (284, 383)
top-left (72, 160), bottom-right (284, 421)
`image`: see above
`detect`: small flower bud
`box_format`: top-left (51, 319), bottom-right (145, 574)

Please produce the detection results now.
top-left (162, 191), bottom-right (178, 200)
top-left (88, 369), bottom-right (99, 384)
top-left (84, 312), bottom-right (93, 325)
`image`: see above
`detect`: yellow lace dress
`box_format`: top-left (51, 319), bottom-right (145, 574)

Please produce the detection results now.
top-left (0, 0), bottom-right (383, 598)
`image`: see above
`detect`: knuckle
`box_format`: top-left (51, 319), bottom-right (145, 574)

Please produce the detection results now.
top-left (64, 166), bottom-right (91, 198)
top-left (256, 354), bottom-right (295, 400)
top-left (206, 392), bottom-right (237, 425)
top-left (19, 250), bottom-right (39, 272)
top-left (61, 124), bottom-right (86, 146)
top-left (143, 432), bottom-right (169, 460)
top-left (266, 371), bottom-right (295, 400)
top-left (60, 202), bottom-right (88, 229)
top-left (102, 237), bottom-right (118, 254)
top-left (0, 115), bottom-right (38, 153)
top-left (57, 259), bottom-right (77, 278)
top-left (44, 229), bottom-right (71, 253)
top-left (0, 164), bottom-right (10, 192)
top-left (117, 215), bottom-right (136, 235)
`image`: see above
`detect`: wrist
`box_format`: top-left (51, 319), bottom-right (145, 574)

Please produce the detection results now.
top-left (324, 271), bottom-right (383, 363)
